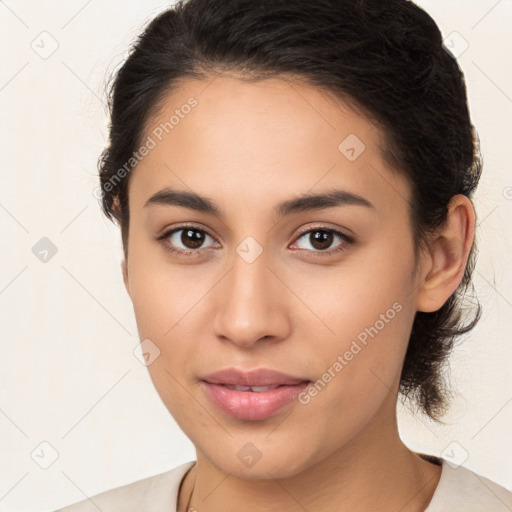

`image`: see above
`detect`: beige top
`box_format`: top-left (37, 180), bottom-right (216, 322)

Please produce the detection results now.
top-left (54, 457), bottom-right (512, 511)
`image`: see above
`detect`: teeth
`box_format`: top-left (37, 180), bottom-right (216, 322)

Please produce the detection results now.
top-left (224, 385), bottom-right (251, 391)
top-left (250, 385), bottom-right (280, 392)
top-left (224, 384), bottom-right (280, 392)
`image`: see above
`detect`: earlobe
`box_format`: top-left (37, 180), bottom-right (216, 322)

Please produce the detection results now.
top-left (415, 195), bottom-right (475, 313)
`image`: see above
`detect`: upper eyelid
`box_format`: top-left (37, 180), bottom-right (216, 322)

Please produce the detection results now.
top-left (162, 224), bottom-right (217, 242)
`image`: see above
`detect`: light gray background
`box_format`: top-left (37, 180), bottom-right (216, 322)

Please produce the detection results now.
top-left (0, 1), bottom-right (511, 510)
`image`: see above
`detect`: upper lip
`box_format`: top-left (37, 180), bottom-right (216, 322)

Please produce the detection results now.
top-left (201, 368), bottom-right (310, 387)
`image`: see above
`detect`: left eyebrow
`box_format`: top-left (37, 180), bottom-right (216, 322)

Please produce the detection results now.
top-left (144, 187), bottom-right (376, 219)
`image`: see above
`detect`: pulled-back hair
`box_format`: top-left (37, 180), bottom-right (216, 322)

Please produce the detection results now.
top-left (98, 0), bottom-right (482, 421)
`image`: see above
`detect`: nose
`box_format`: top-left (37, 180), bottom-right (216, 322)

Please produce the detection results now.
top-left (212, 247), bottom-right (292, 348)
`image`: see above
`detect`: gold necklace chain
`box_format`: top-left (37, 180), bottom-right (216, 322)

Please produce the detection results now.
top-left (183, 467), bottom-right (197, 512)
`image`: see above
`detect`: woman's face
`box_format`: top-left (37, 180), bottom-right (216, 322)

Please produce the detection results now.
top-left (123, 75), bottom-right (427, 478)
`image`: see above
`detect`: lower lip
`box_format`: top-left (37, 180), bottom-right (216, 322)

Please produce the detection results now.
top-left (201, 381), bottom-right (310, 421)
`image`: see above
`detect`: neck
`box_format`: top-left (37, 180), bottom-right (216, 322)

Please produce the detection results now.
top-left (178, 399), bottom-right (442, 512)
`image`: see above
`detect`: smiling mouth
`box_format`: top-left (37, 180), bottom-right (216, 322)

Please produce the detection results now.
top-left (201, 380), bottom-right (311, 421)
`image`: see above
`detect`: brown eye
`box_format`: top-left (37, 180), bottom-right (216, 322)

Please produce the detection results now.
top-left (179, 228), bottom-right (206, 249)
top-left (160, 226), bottom-right (217, 254)
top-left (309, 230), bottom-right (334, 250)
top-left (292, 228), bottom-right (353, 257)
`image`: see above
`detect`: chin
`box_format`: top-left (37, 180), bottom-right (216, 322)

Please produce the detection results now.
top-left (200, 442), bottom-right (313, 481)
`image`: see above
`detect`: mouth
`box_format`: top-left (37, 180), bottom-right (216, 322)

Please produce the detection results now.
top-left (201, 367), bottom-right (310, 387)
top-left (200, 368), bottom-right (311, 421)
top-left (216, 384), bottom-right (292, 392)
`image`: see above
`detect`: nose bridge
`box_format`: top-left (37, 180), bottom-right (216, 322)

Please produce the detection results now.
top-left (212, 238), bottom-right (289, 346)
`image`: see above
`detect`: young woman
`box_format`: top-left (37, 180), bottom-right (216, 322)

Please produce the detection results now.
top-left (56, 0), bottom-right (512, 510)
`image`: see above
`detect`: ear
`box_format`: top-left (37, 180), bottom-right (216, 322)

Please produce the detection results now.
top-left (121, 259), bottom-right (130, 296)
top-left (415, 195), bottom-right (476, 313)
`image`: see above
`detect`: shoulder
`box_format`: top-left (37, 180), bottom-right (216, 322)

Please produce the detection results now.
top-left (426, 459), bottom-right (512, 512)
top-left (53, 461), bottom-right (196, 512)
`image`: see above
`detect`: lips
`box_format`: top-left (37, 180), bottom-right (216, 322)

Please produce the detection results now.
top-left (200, 367), bottom-right (311, 420)
top-left (201, 367), bottom-right (310, 387)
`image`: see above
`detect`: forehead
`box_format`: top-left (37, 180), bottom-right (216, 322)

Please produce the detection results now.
top-left (129, 74), bottom-right (411, 218)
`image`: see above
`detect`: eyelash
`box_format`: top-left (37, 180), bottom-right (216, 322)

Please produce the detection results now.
top-left (157, 224), bottom-right (354, 258)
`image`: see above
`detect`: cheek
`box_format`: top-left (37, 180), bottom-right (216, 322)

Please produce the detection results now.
top-left (293, 239), bottom-right (416, 402)
top-left (293, 277), bottom-right (413, 450)
top-left (126, 241), bottom-right (211, 391)
top-left (294, 239), bottom-right (414, 343)
top-left (126, 235), bottom-right (201, 338)
top-left (127, 257), bottom-right (201, 422)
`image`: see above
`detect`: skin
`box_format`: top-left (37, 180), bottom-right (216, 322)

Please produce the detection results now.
top-left (120, 74), bottom-right (475, 511)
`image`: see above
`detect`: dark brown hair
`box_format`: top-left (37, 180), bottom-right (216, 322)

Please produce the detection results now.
top-left (98, 0), bottom-right (482, 421)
